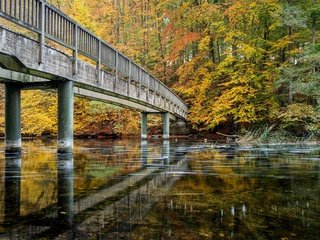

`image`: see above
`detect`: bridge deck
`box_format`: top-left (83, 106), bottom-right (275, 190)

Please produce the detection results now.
top-left (0, 0), bottom-right (188, 119)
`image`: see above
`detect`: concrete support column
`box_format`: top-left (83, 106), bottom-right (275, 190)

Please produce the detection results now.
top-left (58, 80), bottom-right (74, 153)
top-left (5, 83), bottom-right (21, 153)
top-left (163, 112), bottom-right (170, 140)
top-left (141, 112), bottom-right (148, 140)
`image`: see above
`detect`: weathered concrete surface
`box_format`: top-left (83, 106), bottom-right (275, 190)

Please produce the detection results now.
top-left (0, 27), bottom-right (188, 119)
top-left (58, 80), bottom-right (74, 153)
top-left (5, 83), bottom-right (21, 152)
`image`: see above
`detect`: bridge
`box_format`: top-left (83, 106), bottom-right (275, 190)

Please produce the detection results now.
top-left (0, 0), bottom-right (188, 153)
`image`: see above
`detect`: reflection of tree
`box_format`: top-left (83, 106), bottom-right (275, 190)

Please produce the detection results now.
top-left (129, 148), bottom-right (320, 240)
top-left (20, 150), bottom-right (57, 216)
top-left (7, 139), bottom-right (160, 218)
top-left (73, 140), bottom-right (146, 195)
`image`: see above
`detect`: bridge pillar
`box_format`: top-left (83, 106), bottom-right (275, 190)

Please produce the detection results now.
top-left (58, 80), bottom-right (74, 153)
top-left (163, 112), bottom-right (170, 140)
top-left (141, 112), bottom-right (148, 140)
top-left (5, 83), bottom-right (21, 153)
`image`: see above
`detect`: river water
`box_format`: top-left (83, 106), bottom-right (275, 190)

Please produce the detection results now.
top-left (0, 139), bottom-right (319, 239)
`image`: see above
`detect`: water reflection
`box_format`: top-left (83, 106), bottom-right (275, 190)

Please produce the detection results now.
top-left (140, 140), bottom-right (148, 167)
top-left (57, 153), bottom-right (74, 228)
top-left (162, 140), bottom-right (170, 165)
top-left (0, 140), bottom-right (319, 239)
top-left (3, 152), bottom-right (21, 225)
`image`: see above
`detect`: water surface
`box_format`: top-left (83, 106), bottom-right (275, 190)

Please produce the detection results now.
top-left (0, 140), bottom-right (319, 239)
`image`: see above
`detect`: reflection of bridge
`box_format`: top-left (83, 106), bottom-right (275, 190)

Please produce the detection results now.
top-left (0, 0), bottom-right (188, 153)
top-left (0, 141), bottom-right (189, 239)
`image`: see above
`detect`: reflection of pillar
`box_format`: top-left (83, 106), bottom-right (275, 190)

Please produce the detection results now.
top-left (141, 140), bottom-right (148, 167)
top-left (4, 152), bottom-right (21, 225)
top-left (57, 153), bottom-right (74, 227)
top-left (141, 112), bottom-right (148, 140)
top-left (163, 112), bottom-right (170, 140)
top-left (58, 80), bottom-right (74, 153)
top-left (162, 140), bottom-right (170, 165)
top-left (5, 83), bottom-right (21, 153)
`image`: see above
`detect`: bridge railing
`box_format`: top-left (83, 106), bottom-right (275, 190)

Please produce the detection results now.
top-left (0, 0), bottom-right (188, 116)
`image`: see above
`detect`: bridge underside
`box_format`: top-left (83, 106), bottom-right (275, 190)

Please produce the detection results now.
top-left (0, 68), bottom-right (176, 117)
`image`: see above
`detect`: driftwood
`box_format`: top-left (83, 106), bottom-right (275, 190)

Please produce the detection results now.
top-left (216, 132), bottom-right (239, 143)
top-left (216, 132), bottom-right (239, 138)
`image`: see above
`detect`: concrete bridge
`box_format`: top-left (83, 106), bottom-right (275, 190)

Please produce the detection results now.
top-left (0, 0), bottom-right (188, 153)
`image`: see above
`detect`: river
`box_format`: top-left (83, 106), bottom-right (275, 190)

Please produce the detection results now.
top-left (0, 139), bottom-right (319, 239)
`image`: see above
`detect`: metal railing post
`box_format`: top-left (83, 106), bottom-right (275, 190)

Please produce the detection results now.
top-left (73, 24), bottom-right (78, 75)
top-left (114, 52), bottom-right (118, 92)
top-left (147, 75), bottom-right (150, 102)
top-left (127, 61), bottom-right (131, 96)
top-left (39, 0), bottom-right (45, 63)
top-left (138, 68), bottom-right (142, 99)
top-left (96, 39), bottom-right (101, 82)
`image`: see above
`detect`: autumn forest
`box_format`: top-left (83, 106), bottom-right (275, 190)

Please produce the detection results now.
top-left (1, 0), bottom-right (320, 138)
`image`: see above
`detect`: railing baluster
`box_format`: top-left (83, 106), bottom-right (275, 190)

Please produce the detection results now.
top-left (90, 36), bottom-right (93, 57)
top-left (88, 33), bottom-right (90, 54)
top-left (9, 0), bottom-right (12, 15)
top-left (48, 8), bottom-right (51, 34)
top-left (50, 9), bottom-right (53, 35)
top-left (138, 67), bottom-right (142, 98)
top-left (147, 75), bottom-right (150, 102)
top-left (61, 17), bottom-right (64, 42)
top-left (31, 0), bottom-right (34, 26)
top-left (35, 0), bottom-right (38, 28)
top-left (63, 18), bottom-right (69, 44)
top-left (97, 39), bottom-right (101, 81)
top-left (27, 0), bottom-right (30, 24)
top-left (19, 0), bottom-right (22, 20)
top-left (23, 0), bottom-right (26, 22)
top-left (73, 24), bottom-right (78, 75)
top-left (58, 14), bottom-right (61, 40)
top-left (46, 7), bottom-right (50, 34)
top-left (82, 30), bottom-right (85, 53)
top-left (114, 52), bottom-right (118, 92)
top-left (85, 31), bottom-right (87, 53)
top-left (55, 12), bottom-right (57, 36)
top-left (53, 10), bottom-right (55, 37)
top-left (65, 18), bottom-right (68, 44)
top-left (83, 31), bottom-right (86, 53)
top-left (38, 0), bottom-right (45, 63)
top-left (127, 61), bottom-right (131, 96)
top-left (89, 35), bottom-right (92, 56)
top-left (67, 20), bottom-right (69, 44)
top-left (153, 79), bottom-right (156, 105)
top-left (14, 0), bottom-right (17, 18)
